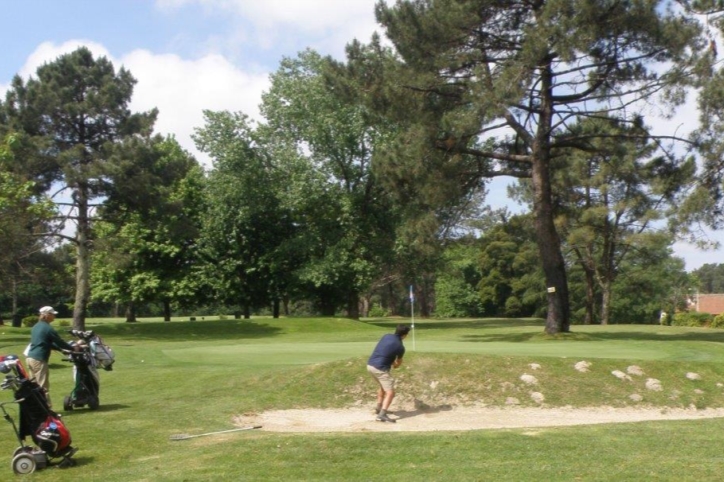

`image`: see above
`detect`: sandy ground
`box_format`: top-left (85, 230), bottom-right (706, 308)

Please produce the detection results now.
top-left (233, 405), bottom-right (724, 433)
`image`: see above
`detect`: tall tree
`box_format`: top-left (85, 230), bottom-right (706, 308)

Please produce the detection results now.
top-left (608, 243), bottom-right (689, 324)
top-left (342, 0), bottom-right (709, 333)
top-left (0, 132), bottom-right (56, 321)
top-left (513, 115), bottom-right (695, 324)
top-left (692, 263), bottom-right (724, 293)
top-left (260, 49), bottom-right (399, 319)
top-left (91, 137), bottom-right (205, 322)
top-left (0, 47), bottom-right (157, 329)
top-left (434, 239), bottom-right (485, 317)
top-left (476, 213), bottom-right (544, 317)
top-left (194, 111), bottom-right (296, 317)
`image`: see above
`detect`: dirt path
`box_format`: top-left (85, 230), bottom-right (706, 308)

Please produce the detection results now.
top-left (233, 405), bottom-right (724, 433)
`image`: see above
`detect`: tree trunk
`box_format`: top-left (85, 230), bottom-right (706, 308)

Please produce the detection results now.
top-left (163, 299), bottom-right (171, 322)
top-left (11, 274), bottom-right (18, 321)
top-left (319, 298), bottom-right (336, 316)
top-left (584, 268), bottom-right (595, 325)
top-left (532, 58), bottom-right (570, 335)
top-left (419, 282), bottom-right (431, 318)
top-left (578, 255), bottom-right (596, 325)
top-left (600, 279), bottom-right (612, 325)
top-left (598, 223), bottom-right (616, 326)
top-left (243, 304), bottom-right (250, 319)
top-left (125, 302), bottom-right (137, 323)
top-left (533, 207), bottom-right (570, 333)
top-left (386, 284), bottom-right (398, 316)
top-left (361, 295), bottom-right (370, 318)
top-left (272, 298), bottom-right (280, 319)
top-left (347, 292), bottom-right (360, 320)
top-left (72, 185), bottom-right (91, 331)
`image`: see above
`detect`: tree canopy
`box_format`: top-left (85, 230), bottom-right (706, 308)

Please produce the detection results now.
top-left (334, 0), bottom-right (713, 332)
top-left (0, 47), bottom-right (159, 328)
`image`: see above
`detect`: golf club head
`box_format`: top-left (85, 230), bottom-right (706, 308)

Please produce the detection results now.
top-left (1, 374), bottom-right (17, 390)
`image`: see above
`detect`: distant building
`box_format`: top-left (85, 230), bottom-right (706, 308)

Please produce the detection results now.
top-left (690, 294), bottom-right (724, 315)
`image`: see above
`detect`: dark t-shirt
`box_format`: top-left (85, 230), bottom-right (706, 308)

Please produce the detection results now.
top-left (367, 334), bottom-right (405, 371)
top-left (27, 321), bottom-right (73, 361)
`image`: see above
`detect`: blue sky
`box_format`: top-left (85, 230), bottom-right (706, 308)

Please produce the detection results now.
top-left (0, 0), bottom-right (383, 164)
top-left (2, 0), bottom-right (721, 270)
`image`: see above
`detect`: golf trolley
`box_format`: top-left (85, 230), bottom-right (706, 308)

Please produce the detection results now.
top-left (63, 329), bottom-right (115, 411)
top-left (0, 355), bottom-right (77, 475)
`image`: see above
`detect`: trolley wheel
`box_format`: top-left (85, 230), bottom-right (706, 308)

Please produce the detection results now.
top-left (12, 446), bottom-right (32, 457)
top-left (63, 395), bottom-right (73, 411)
top-left (11, 453), bottom-right (36, 475)
top-left (89, 395), bottom-right (99, 410)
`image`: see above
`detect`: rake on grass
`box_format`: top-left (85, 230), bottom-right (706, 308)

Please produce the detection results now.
top-left (170, 425), bottom-right (262, 441)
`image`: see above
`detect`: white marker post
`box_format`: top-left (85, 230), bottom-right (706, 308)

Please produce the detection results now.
top-left (409, 285), bottom-right (416, 351)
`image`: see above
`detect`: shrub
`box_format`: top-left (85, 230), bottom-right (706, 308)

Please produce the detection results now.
top-left (671, 311), bottom-right (714, 328)
top-left (368, 305), bottom-right (389, 318)
top-left (22, 315), bottom-right (38, 327)
top-left (58, 319), bottom-right (70, 327)
top-left (504, 296), bottom-right (524, 317)
top-left (710, 313), bottom-right (724, 329)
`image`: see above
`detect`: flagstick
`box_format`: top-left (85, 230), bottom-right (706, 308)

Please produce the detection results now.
top-left (410, 285), bottom-right (416, 351)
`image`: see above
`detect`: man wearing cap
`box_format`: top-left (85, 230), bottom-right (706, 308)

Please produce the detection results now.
top-left (25, 306), bottom-right (78, 406)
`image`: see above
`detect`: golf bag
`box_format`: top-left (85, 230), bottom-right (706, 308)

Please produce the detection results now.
top-left (63, 329), bottom-right (115, 411)
top-left (0, 355), bottom-right (76, 474)
top-left (72, 329), bottom-right (115, 371)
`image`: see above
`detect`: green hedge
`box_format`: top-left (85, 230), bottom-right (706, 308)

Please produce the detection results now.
top-left (671, 311), bottom-right (714, 327)
top-left (711, 313), bottom-right (724, 329)
top-left (21, 315), bottom-right (38, 327)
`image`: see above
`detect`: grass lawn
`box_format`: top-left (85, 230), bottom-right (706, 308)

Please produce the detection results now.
top-left (2, 317), bottom-right (724, 481)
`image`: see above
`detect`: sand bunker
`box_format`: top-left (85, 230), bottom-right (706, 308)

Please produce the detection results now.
top-left (233, 405), bottom-right (724, 433)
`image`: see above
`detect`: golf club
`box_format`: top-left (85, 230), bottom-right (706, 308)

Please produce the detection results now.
top-left (170, 425), bottom-right (262, 441)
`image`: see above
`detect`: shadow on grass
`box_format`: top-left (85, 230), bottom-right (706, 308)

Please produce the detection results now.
top-left (60, 404), bottom-right (130, 417)
top-left (96, 319), bottom-right (283, 342)
top-left (367, 318), bottom-right (545, 330)
top-left (0, 333), bottom-right (32, 353)
top-left (49, 362), bottom-right (72, 369)
top-left (95, 403), bottom-right (130, 412)
top-left (585, 330), bottom-right (724, 343)
top-left (393, 402), bottom-right (454, 421)
top-left (462, 333), bottom-right (541, 343)
top-left (66, 455), bottom-right (94, 468)
top-left (459, 329), bottom-right (724, 344)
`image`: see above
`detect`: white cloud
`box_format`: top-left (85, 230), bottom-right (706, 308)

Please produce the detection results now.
top-left (15, 40), bottom-right (112, 78)
top-left (155, 0), bottom-right (386, 58)
top-left (3, 41), bottom-right (268, 168)
top-left (122, 49), bottom-right (269, 166)
top-left (2, 1), bottom-right (392, 167)
top-left (157, 0), bottom-right (379, 30)
top-left (0, 41), bottom-right (110, 99)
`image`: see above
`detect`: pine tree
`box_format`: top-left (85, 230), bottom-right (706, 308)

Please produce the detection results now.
top-left (338, 0), bottom-right (710, 333)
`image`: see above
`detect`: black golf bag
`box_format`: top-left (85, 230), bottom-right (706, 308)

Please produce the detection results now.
top-left (0, 355), bottom-right (76, 474)
top-left (63, 329), bottom-right (114, 411)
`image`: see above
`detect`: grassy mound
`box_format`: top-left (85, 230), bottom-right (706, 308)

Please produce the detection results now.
top-left (251, 353), bottom-right (724, 411)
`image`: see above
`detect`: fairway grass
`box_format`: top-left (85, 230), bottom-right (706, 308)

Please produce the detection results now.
top-left (2, 317), bottom-right (724, 480)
